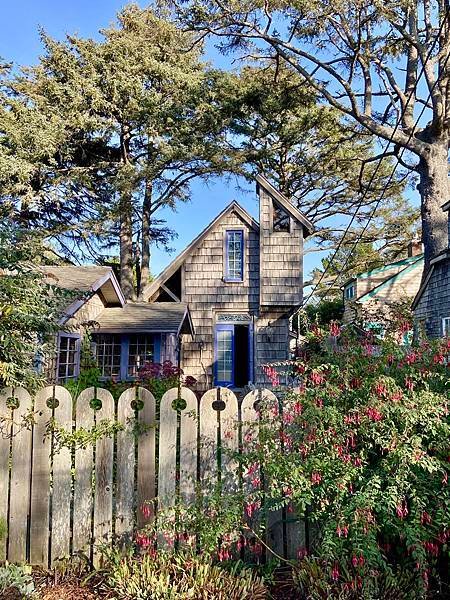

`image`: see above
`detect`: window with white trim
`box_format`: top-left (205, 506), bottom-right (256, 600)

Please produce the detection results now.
top-left (57, 334), bottom-right (80, 382)
top-left (443, 317), bottom-right (450, 337)
top-left (128, 335), bottom-right (155, 377)
top-left (345, 285), bottom-right (355, 300)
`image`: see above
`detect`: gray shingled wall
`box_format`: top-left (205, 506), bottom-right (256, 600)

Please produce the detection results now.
top-left (414, 258), bottom-right (450, 337)
top-left (259, 186), bottom-right (304, 308)
top-left (181, 210), bottom-right (260, 389)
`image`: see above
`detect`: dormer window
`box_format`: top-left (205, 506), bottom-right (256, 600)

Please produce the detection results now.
top-left (345, 284), bottom-right (355, 300)
top-left (272, 199), bottom-right (290, 232)
top-left (225, 230), bottom-right (244, 281)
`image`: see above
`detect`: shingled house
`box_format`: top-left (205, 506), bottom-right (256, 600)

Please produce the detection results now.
top-left (142, 175), bottom-right (313, 388)
top-left (413, 201), bottom-right (450, 338)
top-left (44, 176), bottom-right (312, 388)
top-left (42, 266), bottom-right (193, 382)
top-left (342, 242), bottom-right (424, 325)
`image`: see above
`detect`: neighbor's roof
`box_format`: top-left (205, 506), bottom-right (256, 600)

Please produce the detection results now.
top-left (142, 201), bottom-right (259, 302)
top-left (357, 254), bottom-right (424, 304)
top-left (342, 255), bottom-right (424, 289)
top-left (39, 265), bottom-right (125, 308)
top-left (255, 174), bottom-right (314, 236)
top-left (94, 302), bottom-right (194, 336)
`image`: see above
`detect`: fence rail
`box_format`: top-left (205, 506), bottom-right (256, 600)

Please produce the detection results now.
top-left (0, 385), bottom-right (304, 568)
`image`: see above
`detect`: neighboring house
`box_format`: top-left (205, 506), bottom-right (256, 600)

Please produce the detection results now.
top-left (412, 201), bottom-right (450, 338)
top-left (342, 242), bottom-right (424, 325)
top-left (142, 175), bottom-right (314, 389)
top-left (42, 266), bottom-right (193, 382)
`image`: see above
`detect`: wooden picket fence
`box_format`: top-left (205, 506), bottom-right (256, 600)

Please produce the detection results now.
top-left (0, 385), bottom-right (305, 568)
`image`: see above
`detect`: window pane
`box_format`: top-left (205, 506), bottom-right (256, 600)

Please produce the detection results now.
top-left (128, 335), bottom-right (154, 377)
top-left (57, 335), bottom-right (79, 382)
top-left (94, 334), bottom-right (122, 378)
top-left (226, 231), bottom-right (243, 280)
top-left (217, 329), bottom-right (233, 383)
top-left (272, 201), bottom-right (290, 232)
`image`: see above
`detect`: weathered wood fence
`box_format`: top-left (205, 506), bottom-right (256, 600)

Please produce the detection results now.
top-left (0, 385), bottom-right (304, 568)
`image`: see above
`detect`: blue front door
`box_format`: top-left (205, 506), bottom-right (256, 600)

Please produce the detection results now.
top-left (214, 324), bottom-right (234, 386)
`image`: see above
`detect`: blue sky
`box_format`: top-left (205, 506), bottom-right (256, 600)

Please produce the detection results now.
top-left (0, 1), bottom-right (325, 280)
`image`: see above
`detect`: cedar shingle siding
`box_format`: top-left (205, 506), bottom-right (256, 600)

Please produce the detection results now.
top-left (414, 257), bottom-right (450, 337)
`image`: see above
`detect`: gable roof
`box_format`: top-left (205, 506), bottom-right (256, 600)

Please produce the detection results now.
top-left (342, 255), bottom-right (423, 289)
top-left (357, 254), bottom-right (423, 303)
top-left (95, 302), bottom-right (194, 336)
top-left (255, 174), bottom-right (314, 236)
top-left (40, 265), bottom-right (125, 307)
top-left (141, 201), bottom-right (259, 302)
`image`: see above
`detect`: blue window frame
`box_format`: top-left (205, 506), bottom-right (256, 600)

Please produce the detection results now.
top-left (225, 230), bottom-right (244, 282)
top-left (93, 333), bottom-right (161, 380)
top-left (214, 324), bottom-right (234, 386)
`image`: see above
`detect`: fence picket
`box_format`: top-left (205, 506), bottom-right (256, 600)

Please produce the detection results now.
top-left (158, 389), bottom-right (178, 511)
top-left (0, 387), bottom-right (12, 561)
top-left (30, 386), bottom-right (53, 566)
top-left (199, 388), bottom-right (220, 489)
top-left (51, 386), bottom-right (73, 565)
top-left (137, 388), bottom-right (156, 528)
top-left (116, 388), bottom-right (136, 543)
top-left (93, 388), bottom-right (114, 567)
top-left (8, 387), bottom-right (33, 563)
top-left (179, 388), bottom-right (198, 505)
top-left (73, 388), bottom-right (95, 557)
top-left (217, 389), bottom-right (239, 493)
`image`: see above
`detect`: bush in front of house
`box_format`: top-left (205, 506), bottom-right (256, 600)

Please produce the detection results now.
top-left (0, 564), bottom-right (34, 598)
top-left (239, 326), bottom-right (450, 598)
top-left (103, 549), bottom-right (267, 600)
top-left (138, 360), bottom-right (197, 400)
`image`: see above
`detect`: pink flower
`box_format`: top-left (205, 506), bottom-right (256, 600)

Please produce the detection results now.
top-left (329, 321), bottom-right (341, 337)
top-left (297, 546), bottom-right (308, 559)
top-left (366, 407), bottom-right (383, 422)
top-left (141, 503), bottom-right (152, 519)
top-left (136, 532), bottom-right (151, 548)
top-left (283, 411), bottom-right (295, 424)
top-left (311, 471), bottom-right (322, 485)
top-left (405, 377), bottom-right (415, 391)
top-left (331, 563), bottom-right (340, 581)
top-left (310, 370), bottom-right (325, 386)
top-left (293, 401), bottom-right (303, 415)
top-left (396, 500), bottom-right (408, 519)
top-left (245, 501), bottom-right (260, 518)
top-left (421, 511), bottom-right (432, 525)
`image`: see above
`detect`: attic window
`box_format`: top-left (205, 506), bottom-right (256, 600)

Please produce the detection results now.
top-left (272, 199), bottom-right (290, 232)
top-left (345, 285), bottom-right (355, 300)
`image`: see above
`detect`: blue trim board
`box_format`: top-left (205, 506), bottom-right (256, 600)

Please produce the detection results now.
top-left (357, 255), bottom-right (423, 280)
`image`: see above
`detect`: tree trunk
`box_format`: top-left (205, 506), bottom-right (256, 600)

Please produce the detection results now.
top-left (138, 180), bottom-right (152, 300)
top-left (119, 194), bottom-right (136, 301)
top-left (416, 141), bottom-right (449, 272)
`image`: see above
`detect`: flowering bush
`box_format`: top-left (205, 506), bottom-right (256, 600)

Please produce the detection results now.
top-left (241, 327), bottom-right (450, 596)
top-left (138, 360), bottom-right (196, 400)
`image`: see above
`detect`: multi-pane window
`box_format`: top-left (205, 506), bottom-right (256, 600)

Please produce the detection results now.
top-left (94, 334), bottom-right (121, 378)
top-left (225, 230), bottom-right (244, 281)
top-left (216, 327), bottom-right (233, 384)
top-left (272, 200), bottom-right (290, 232)
top-left (128, 335), bottom-right (154, 377)
top-left (443, 317), bottom-right (450, 337)
top-left (57, 335), bottom-right (80, 381)
top-left (345, 285), bottom-right (355, 300)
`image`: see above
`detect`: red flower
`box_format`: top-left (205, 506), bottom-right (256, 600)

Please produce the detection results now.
top-left (331, 563), bottom-right (340, 581)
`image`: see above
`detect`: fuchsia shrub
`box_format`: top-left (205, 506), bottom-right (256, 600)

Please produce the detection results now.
top-left (241, 325), bottom-right (450, 595)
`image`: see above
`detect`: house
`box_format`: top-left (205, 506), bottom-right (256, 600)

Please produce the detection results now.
top-left (42, 266), bottom-right (193, 382)
top-left (44, 175), bottom-right (312, 388)
top-left (141, 175), bottom-right (314, 389)
top-left (342, 242), bottom-right (424, 325)
top-left (412, 201), bottom-right (450, 338)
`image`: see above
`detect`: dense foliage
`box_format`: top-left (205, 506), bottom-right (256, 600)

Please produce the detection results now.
top-left (0, 227), bottom-right (72, 388)
top-left (145, 328), bottom-right (449, 598)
